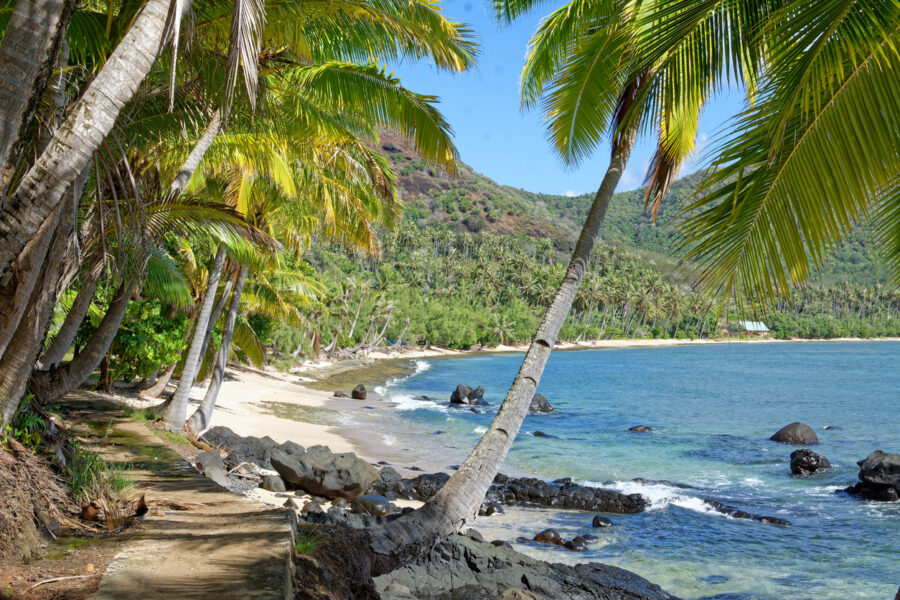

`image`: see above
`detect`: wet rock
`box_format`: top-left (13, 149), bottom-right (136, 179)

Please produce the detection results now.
top-left (580, 533), bottom-right (597, 540)
top-left (351, 494), bottom-right (395, 516)
top-left (529, 393), bottom-right (553, 413)
top-left (770, 422), bottom-right (818, 445)
top-left (629, 425), bottom-right (653, 432)
top-left (450, 384), bottom-right (486, 405)
top-left (572, 536), bottom-right (588, 545)
top-left (479, 503), bottom-right (504, 516)
top-left (790, 449), bottom-right (832, 475)
top-left (592, 516), bottom-right (612, 528)
top-left (533, 431), bottom-right (549, 437)
top-left (702, 499), bottom-right (791, 525)
top-left (271, 445), bottom-right (379, 500)
top-left (351, 384), bottom-right (367, 400)
top-left (407, 466), bottom-right (423, 472)
top-left (563, 540), bottom-right (587, 551)
top-left (260, 474), bottom-right (286, 492)
top-left (374, 531), bottom-right (677, 600)
top-left (534, 528), bottom-right (562, 544)
top-left (486, 475), bottom-right (647, 514)
top-left (844, 450), bottom-right (900, 501)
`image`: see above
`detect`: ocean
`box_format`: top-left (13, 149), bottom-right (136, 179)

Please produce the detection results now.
top-left (369, 341), bottom-right (900, 599)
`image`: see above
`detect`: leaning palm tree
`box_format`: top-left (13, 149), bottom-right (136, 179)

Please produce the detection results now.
top-left (365, 0), bottom-right (775, 570)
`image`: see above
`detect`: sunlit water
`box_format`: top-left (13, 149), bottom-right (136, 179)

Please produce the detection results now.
top-left (365, 342), bottom-right (900, 599)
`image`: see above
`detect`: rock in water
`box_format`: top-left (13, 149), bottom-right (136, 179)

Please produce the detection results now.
top-left (529, 393), bottom-right (553, 413)
top-left (844, 450), bottom-right (900, 501)
top-left (592, 516), bottom-right (612, 528)
top-left (629, 425), bottom-right (653, 432)
top-left (450, 384), bottom-right (486, 405)
top-left (533, 528), bottom-right (562, 544)
top-left (351, 384), bottom-right (367, 400)
top-left (271, 445), bottom-right (379, 500)
top-left (770, 422), bottom-right (818, 445)
top-left (790, 449), bottom-right (832, 475)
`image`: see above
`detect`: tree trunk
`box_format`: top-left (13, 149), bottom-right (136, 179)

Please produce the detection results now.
top-left (27, 278), bottom-right (139, 406)
top-left (0, 0), bottom-right (76, 189)
top-left (40, 267), bottom-right (101, 368)
top-left (0, 0), bottom-right (190, 283)
top-left (168, 109), bottom-right (222, 200)
top-left (164, 245), bottom-right (227, 430)
top-left (187, 265), bottom-right (247, 432)
top-left (142, 362), bottom-right (177, 398)
top-left (367, 129), bottom-right (637, 574)
top-left (193, 264), bottom-right (236, 385)
top-left (0, 200), bottom-right (74, 424)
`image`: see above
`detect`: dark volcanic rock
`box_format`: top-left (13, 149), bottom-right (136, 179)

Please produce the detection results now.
top-left (629, 425), bottom-right (653, 432)
top-left (770, 422), bottom-right (818, 445)
top-left (486, 476), bottom-right (648, 514)
top-left (790, 449), bottom-right (832, 475)
top-left (701, 499), bottom-right (790, 525)
top-left (351, 494), bottom-right (395, 516)
top-left (260, 474), bottom-right (286, 492)
top-left (375, 531), bottom-right (678, 600)
top-left (592, 516), bottom-right (612, 528)
top-left (200, 426), bottom-right (281, 468)
top-left (533, 528), bottom-right (562, 544)
top-left (529, 393), bottom-right (553, 413)
top-left (271, 445), bottom-right (379, 500)
top-left (351, 384), bottom-right (367, 400)
top-left (844, 450), bottom-right (900, 501)
top-left (408, 472), bottom-right (451, 500)
top-left (369, 466), bottom-right (417, 500)
top-left (532, 431), bottom-right (550, 437)
top-left (333, 391), bottom-right (349, 398)
top-left (450, 384), bottom-right (486, 405)
top-left (479, 503), bottom-right (504, 517)
top-left (563, 540), bottom-right (587, 551)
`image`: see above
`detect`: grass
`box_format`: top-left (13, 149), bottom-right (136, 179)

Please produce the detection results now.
top-left (65, 444), bottom-right (133, 501)
top-left (294, 530), bottom-right (327, 555)
top-left (159, 430), bottom-right (192, 445)
top-left (123, 406), bottom-right (158, 423)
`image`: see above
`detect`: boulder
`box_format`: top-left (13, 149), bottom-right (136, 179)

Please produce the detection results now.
top-left (271, 445), bottom-right (379, 500)
top-left (529, 393), bottom-right (553, 413)
top-left (351, 384), bottom-right (367, 400)
top-left (563, 540), bottom-right (587, 551)
top-left (790, 449), bottom-right (832, 475)
top-left (200, 426), bottom-right (281, 468)
top-left (592, 516), bottom-right (612, 528)
top-left (260, 475), bottom-right (286, 492)
top-left (369, 466), bottom-right (417, 499)
top-left (408, 472), bottom-right (451, 500)
top-left (195, 450), bottom-right (229, 487)
top-left (351, 494), bottom-right (395, 516)
top-left (450, 384), bottom-right (486, 405)
top-left (479, 503), bottom-right (504, 517)
top-left (844, 450), bottom-right (900, 501)
top-left (533, 431), bottom-right (549, 437)
top-left (534, 528), bottom-right (562, 544)
top-left (629, 425), bottom-right (653, 432)
top-left (770, 422), bottom-right (818, 445)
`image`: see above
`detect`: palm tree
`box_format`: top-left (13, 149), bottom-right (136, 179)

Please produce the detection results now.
top-left (366, 0), bottom-right (772, 570)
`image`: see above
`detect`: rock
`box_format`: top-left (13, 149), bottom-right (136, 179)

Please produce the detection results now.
top-left (333, 391), bottom-right (349, 398)
top-left (533, 528), bottom-right (562, 544)
top-left (790, 449), bottom-right (832, 475)
top-left (533, 431), bottom-right (549, 437)
top-left (408, 472), bottom-right (451, 500)
top-left (351, 384), bottom-right (367, 400)
top-left (351, 494), bottom-right (395, 516)
top-left (283, 498), bottom-right (298, 509)
top-left (374, 531), bottom-right (677, 600)
top-left (271, 445), bottom-right (379, 500)
top-left (301, 501), bottom-right (325, 514)
top-left (629, 425), bottom-right (653, 432)
top-left (260, 474), bottom-right (286, 492)
top-left (563, 540), bottom-right (587, 551)
top-left (369, 466), bottom-right (417, 500)
top-left (572, 536), bottom-right (588, 545)
top-left (485, 475), bottom-right (647, 514)
top-left (479, 503), bottom-right (504, 516)
top-left (844, 450), bottom-right (900, 501)
top-left (770, 422), bottom-right (818, 445)
top-left (332, 497), bottom-right (350, 509)
top-left (194, 450), bottom-right (229, 487)
top-left (200, 426), bottom-right (283, 468)
top-left (529, 393), bottom-right (553, 413)
top-left (495, 590), bottom-right (543, 600)
top-left (465, 529), bottom-right (485, 543)
top-left (592, 516), bottom-right (612, 528)
top-left (491, 540), bottom-right (512, 548)
top-left (450, 384), bottom-right (486, 405)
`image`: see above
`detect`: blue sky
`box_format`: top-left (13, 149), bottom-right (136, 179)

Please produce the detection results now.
top-left (390, 0), bottom-right (746, 196)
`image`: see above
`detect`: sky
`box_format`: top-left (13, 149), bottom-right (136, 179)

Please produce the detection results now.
top-left (390, 0), bottom-right (747, 196)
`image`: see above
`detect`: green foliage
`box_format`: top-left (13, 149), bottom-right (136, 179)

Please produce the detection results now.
top-left (7, 396), bottom-right (45, 451)
top-left (110, 301), bottom-right (189, 382)
top-left (124, 406), bottom-right (158, 423)
top-left (65, 444), bottom-right (133, 502)
top-left (159, 431), bottom-right (192, 445)
top-left (294, 530), bottom-right (327, 555)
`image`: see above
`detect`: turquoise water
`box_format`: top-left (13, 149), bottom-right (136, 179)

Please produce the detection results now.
top-left (376, 342), bottom-right (900, 599)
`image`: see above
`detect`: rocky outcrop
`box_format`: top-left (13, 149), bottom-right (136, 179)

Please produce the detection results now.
top-left (484, 476), bottom-right (648, 514)
top-left (271, 445), bottom-right (379, 500)
top-left (790, 449), bottom-right (832, 475)
top-left (375, 529), bottom-right (678, 600)
top-left (451, 384), bottom-right (486, 405)
top-left (844, 450), bottom-right (900, 502)
top-left (350, 494), bottom-right (396, 516)
top-left (770, 422), bottom-right (818, 445)
top-left (200, 426), bottom-right (281, 468)
top-left (351, 384), bottom-right (367, 400)
top-left (529, 394), bottom-right (553, 413)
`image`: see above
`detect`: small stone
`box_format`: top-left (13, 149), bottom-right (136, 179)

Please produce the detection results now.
top-left (533, 431), bottom-right (548, 437)
top-left (351, 384), bottom-right (367, 400)
top-left (563, 540), bottom-right (587, 551)
top-left (283, 498), bottom-right (298, 509)
top-left (592, 516), bottom-right (612, 528)
top-left (533, 528), bottom-right (561, 544)
top-left (260, 475), bottom-right (286, 492)
top-left (333, 391), bottom-right (349, 398)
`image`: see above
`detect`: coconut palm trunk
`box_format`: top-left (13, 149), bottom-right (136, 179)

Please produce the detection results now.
top-left (168, 109), bottom-right (222, 199)
top-left (142, 362), bottom-right (178, 398)
top-left (0, 0), bottom-right (76, 184)
top-left (0, 0), bottom-right (189, 283)
top-left (27, 278), bottom-right (140, 406)
top-left (164, 244), bottom-right (227, 430)
top-left (0, 202), bottom-right (74, 424)
top-left (187, 265), bottom-right (247, 432)
top-left (193, 264), bottom-right (236, 385)
top-left (40, 267), bottom-right (102, 368)
top-left (368, 129), bottom-right (637, 573)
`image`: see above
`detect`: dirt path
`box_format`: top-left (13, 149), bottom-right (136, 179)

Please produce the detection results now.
top-left (88, 420), bottom-right (294, 600)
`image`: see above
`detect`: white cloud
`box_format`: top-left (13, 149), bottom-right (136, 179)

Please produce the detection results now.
top-left (564, 190), bottom-right (579, 197)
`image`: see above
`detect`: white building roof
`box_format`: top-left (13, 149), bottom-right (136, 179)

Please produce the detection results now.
top-left (738, 320), bottom-right (770, 332)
